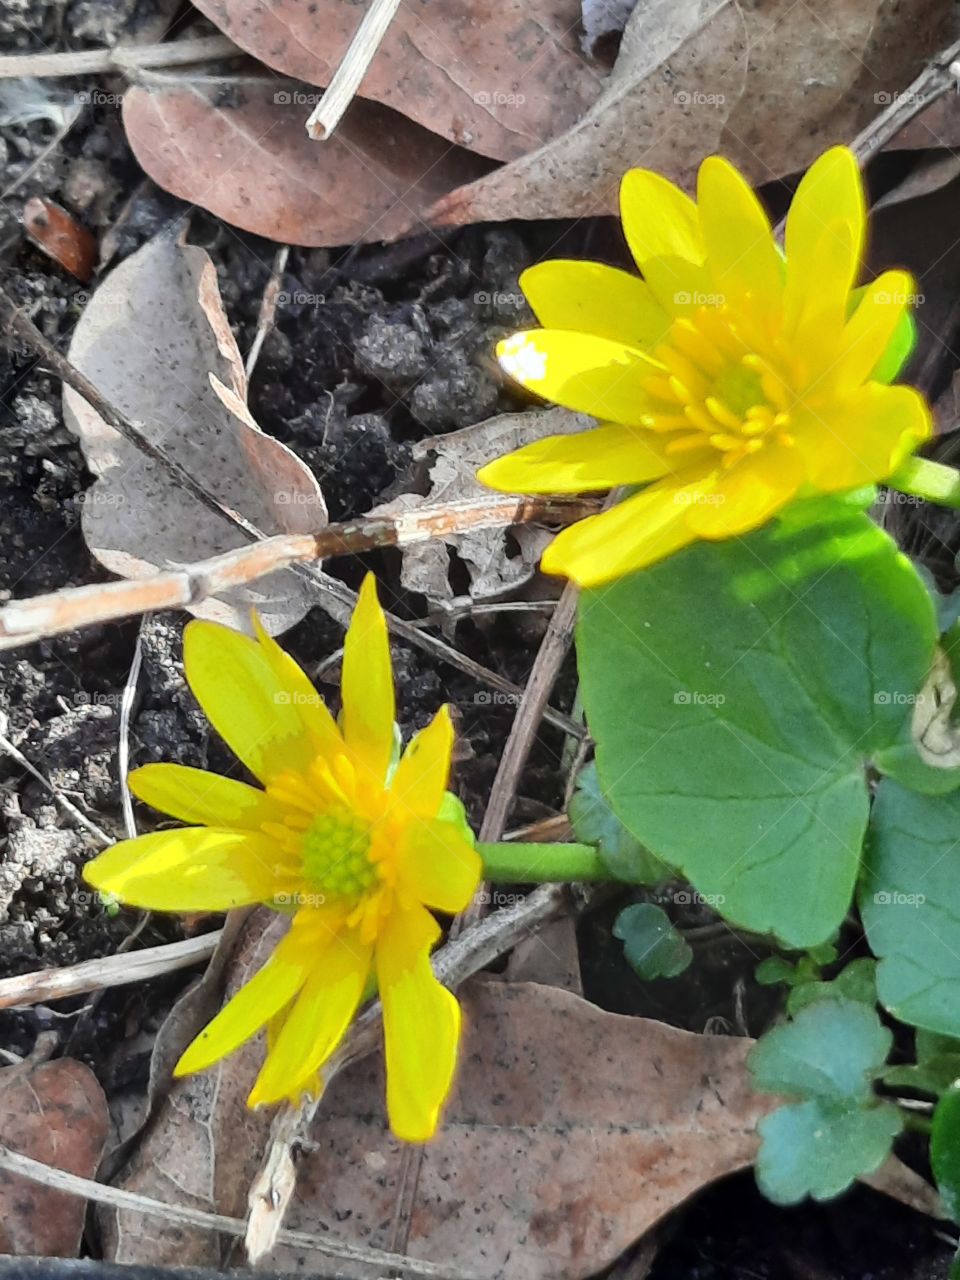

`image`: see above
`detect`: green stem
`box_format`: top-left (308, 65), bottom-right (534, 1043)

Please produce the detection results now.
top-left (478, 841), bottom-right (609, 883)
top-left (889, 457), bottom-right (960, 510)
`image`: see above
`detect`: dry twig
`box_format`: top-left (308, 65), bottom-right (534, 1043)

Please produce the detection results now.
top-left (305, 0), bottom-right (402, 139)
top-left (0, 35), bottom-right (240, 79)
top-left (0, 931), bottom-right (222, 1009)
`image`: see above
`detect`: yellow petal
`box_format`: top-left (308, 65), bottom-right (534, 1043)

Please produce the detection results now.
top-left (376, 905), bottom-right (460, 1142)
top-left (183, 619), bottom-right (338, 786)
top-left (696, 156), bottom-right (783, 319)
top-left (541, 473), bottom-right (714, 586)
top-left (390, 706), bottom-right (454, 820)
top-left (248, 926), bottom-right (371, 1106)
top-left (397, 819), bottom-right (482, 914)
top-left (784, 219), bottom-right (857, 375)
top-left (83, 828), bottom-right (286, 910)
top-left (252, 612), bottom-right (343, 756)
top-left (685, 446), bottom-right (804, 538)
top-left (619, 168), bottom-right (712, 315)
top-left (175, 933), bottom-right (307, 1076)
top-left (784, 147), bottom-right (864, 337)
top-left (497, 330), bottom-right (660, 425)
top-left (827, 270), bottom-right (914, 392)
top-left (478, 423), bottom-right (686, 495)
top-left (798, 384), bottom-right (932, 491)
top-left (129, 763), bottom-right (283, 830)
top-left (341, 574), bottom-right (396, 789)
top-left (520, 260), bottom-right (670, 349)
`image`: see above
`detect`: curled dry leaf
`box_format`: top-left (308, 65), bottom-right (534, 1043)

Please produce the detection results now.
top-left (121, 82), bottom-right (490, 247)
top-left (428, 0), bottom-right (951, 226)
top-left (0, 1055), bottom-right (109, 1256)
top-left (188, 0), bottom-right (602, 161)
top-left (372, 408), bottom-right (590, 607)
top-left (63, 235), bottom-right (326, 634)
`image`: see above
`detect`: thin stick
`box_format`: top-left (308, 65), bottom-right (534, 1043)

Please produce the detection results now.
top-left (0, 498), bottom-right (592, 648)
top-left (0, 1145), bottom-right (475, 1280)
top-left (0, 730), bottom-right (112, 845)
top-left (0, 35), bottom-right (240, 79)
top-left (118, 625), bottom-right (144, 839)
top-left (0, 931), bottom-right (222, 1009)
top-left (0, 292), bottom-right (586, 736)
top-left (245, 245), bottom-right (289, 378)
top-left (306, 0), bottom-right (402, 140)
top-left (244, 882), bottom-right (572, 1262)
top-left (850, 37), bottom-right (960, 164)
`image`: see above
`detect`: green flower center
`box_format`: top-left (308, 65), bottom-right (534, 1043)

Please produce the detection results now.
top-left (710, 365), bottom-right (765, 419)
top-left (301, 809), bottom-right (377, 900)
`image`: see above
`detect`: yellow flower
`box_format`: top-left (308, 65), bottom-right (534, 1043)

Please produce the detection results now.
top-left (83, 576), bottom-right (481, 1142)
top-left (478, 147), bottom-right (932, 586)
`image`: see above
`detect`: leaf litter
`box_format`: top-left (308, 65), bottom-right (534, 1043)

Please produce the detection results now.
top-left (63, 234), bottom-right (326, 634)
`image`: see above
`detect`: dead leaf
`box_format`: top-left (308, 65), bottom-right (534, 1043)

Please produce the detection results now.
top-left (0, 1056), bottom-right (109, 1256)
top-left (373, 408), bottom-right (591, 607)
top-left (187, 0), bottom-right (603, 161)
top-left (580, 0), bottom-right (639, 57)
top-left (102, 909), bottom-right (283, 1266)
top-left (428, 0), bottom-right (950, 227)
top-left (63, 235), bottom-right (326, 634)
top-left (505, 919), bottom-right (583, 994)
top-left (874, 151), bottom-right (960, 210)
top-left (121, 81), bottom-right (490, 247)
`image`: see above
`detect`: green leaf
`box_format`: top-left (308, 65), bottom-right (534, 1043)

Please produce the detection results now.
top-left (862, 779), bottom-right (960, 1039)
top-left (612, 903), bottom-right (692, 979)
top-left (933, 1085), bottom-right (960, 1220)
top-left (568, 761), bottom-right (669, 884)
top-left (787, 958), bottom-right (878, 1015)
top-left (748, 998), bottom-right (892, 1105)
top-left (577, 509), bottom-right (935, 945)
top-left (756, 1099), bottom-right (902, 1205)
top-left (755, 956), bottom-right (797, 986)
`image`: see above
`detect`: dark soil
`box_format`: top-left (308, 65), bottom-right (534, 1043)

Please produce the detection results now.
top-left (0, 6), bottom-right (957, 1279)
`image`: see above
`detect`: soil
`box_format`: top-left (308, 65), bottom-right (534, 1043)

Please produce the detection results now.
top-left (0, 6), bottom-right (957, 1280)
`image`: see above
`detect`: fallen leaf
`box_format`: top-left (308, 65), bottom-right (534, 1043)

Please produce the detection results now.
top-left (122, 81), bottom-right (490, 247)
top-left (874, 151), bottom-right (960, 210)
top-left (187, 0), bottom-right (603, 161)
top-left (63, 235), bottom-right (326, 634)
top-left (102, 909), bottom-right (282, 1266)
top-left (580, 0), bottom-right (638, 57)
top-left (0, 1055), bottom-right (109, 1256)
top-left (372, 408), bottom-right (590, 607)
top-left (428, 0), bottom-right (950, 226)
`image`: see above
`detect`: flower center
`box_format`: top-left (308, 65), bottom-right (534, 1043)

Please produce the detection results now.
top-left (301, 809), bottom-right (378, 900)
top-left (643, 306), bottom-right (796, 469)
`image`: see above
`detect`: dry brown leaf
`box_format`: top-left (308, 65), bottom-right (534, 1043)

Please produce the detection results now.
top-left (372, 408), bottom-right (591, 607)
top-left (102, 909), bottom-right (282, 1266)
top-left (0, 1055), bottom-right (109, 1256)
top-left (428, 0), bottom-right (951, 227)
top-left (122, 82), bottom-right (490, 247)
top-left (187, 0), bottom-right (603, 161)
top-left (63, 235), bottom-right (326, 634)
